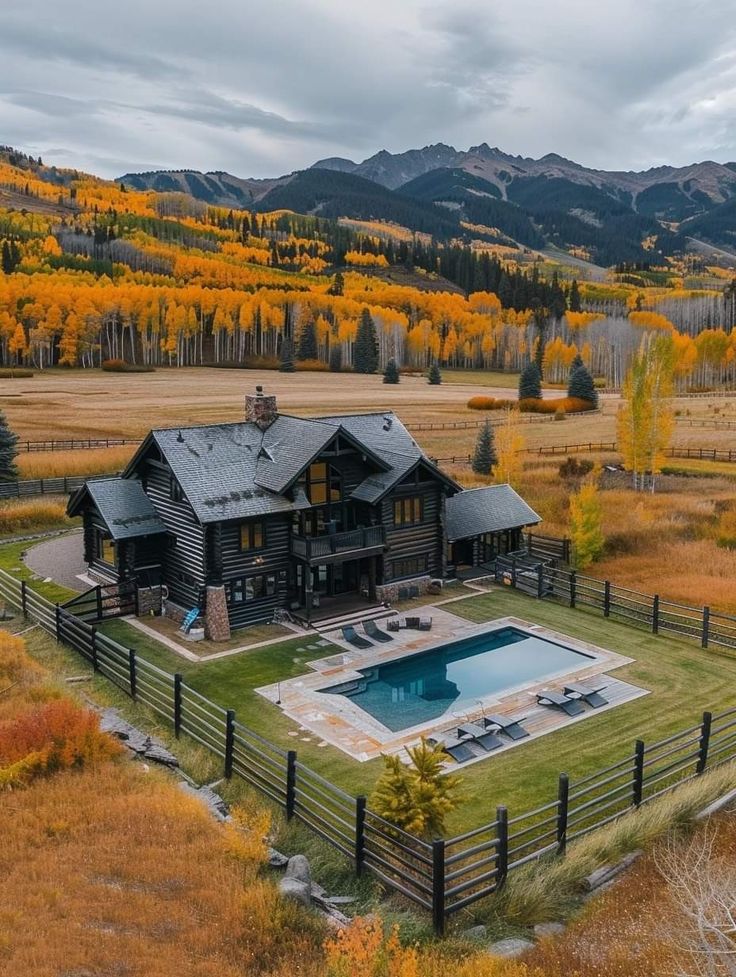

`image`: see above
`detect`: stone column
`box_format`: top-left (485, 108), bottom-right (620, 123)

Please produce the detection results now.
top-left (205, 585), bottom-right (231, 642)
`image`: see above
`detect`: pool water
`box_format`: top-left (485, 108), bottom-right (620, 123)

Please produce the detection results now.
top-left (320, 626), bottom-right (593, 732)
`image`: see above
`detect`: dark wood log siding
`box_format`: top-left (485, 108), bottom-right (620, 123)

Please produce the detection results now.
top-left (141, 458), bottom-right (205, 608)
top-left (82, 507), bottom-right (119, 582)
top-left (382, 480), bottom-right (445, 582)
top-left (219, 515), bottom-right (291, 627)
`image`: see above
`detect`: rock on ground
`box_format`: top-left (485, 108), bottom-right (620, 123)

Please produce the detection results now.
top-left (279, 876), bottom-right (312, 907)
top-left (488, 938), bottom-right (535, 958)
top-left (534, 922), bottom-right (566, 938)
top-left (284, 854), bottom-right (311, 884)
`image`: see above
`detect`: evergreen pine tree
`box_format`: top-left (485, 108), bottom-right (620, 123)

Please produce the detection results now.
top-left (327, 271), bottom-right (344, 296)
top-left (568, 364), bottom-right (598, 406)
top-left (328, 344), bottom-right (342, 372)
top-left (427, 361), bottom-right (442, 385)
top-left (296, 314), bottom-right (318, 361)
top-left (472, 419), bottom-right (497, 475)
top-left (518, 361), bottom-right (542, 400)
top-left (278, 339), bottom-right (296, 373)
top-left (383, 357), bottom-right (400, 384)
top-left (0, 411), bottom-right (19, 482)
top-left (569, 279), bottom-right (581, 312)
top-left (1, 241), bottom-right (11, 274)
top-left (354, 307), bottom-right (379, 374)
top-left (570, 352), bottom-right (584, 373)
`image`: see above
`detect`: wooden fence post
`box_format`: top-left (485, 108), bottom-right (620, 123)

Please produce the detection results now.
top-left (55, 603), bottom-right (61, 641)
top-left (633, 740), bottom-right (645, 807)
top-left (496, 806), bottom-right (509, 887)
top-left (702, 606), bottom-right (710, 649)
top-left (569, 572), bottom-right (576, 609)
top-left (562, 538), bottom-right (571, 564)
top-left (285, 750), bottom-right (297, 819)
top-left (432, 839), bottom-right (446, 936)
top-left (96, 586), bottom-right (103, 622)
top-left (537, 564), bottom-right (544, 599)
top-left (224, 709), bottom-right (236, 779)
top-left (90, 626), bottom-right (99, 673)
top-left (173, 673), bottom-right (182, 737)
top-left (20, 580), bottom-right (27, 617)
top-left (652, 594), bottom-right (660, 635)
top-left (355, 796), bottom-right (367, 876)
top-left (557, 773), bottom-right (569, 855)
top-left (128, 648), bottom-right (137, 699)
top-left (511, 557), bottom-right (517, 588)
top-left (697, 712), bottom-right (712, 774)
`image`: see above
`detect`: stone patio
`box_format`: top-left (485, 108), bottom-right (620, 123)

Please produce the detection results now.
top-left (256, 609), bottom-right (648, 763)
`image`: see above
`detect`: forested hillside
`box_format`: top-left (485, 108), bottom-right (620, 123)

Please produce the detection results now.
top-left (1, 146), bottom-right (735, 386)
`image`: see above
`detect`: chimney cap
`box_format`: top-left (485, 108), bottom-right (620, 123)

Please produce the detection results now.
top-left (255, 384), bottom-right (264, 396)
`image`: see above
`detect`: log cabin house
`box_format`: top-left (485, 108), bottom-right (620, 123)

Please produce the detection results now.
top-left (67, 387), bottom-right (540, 637)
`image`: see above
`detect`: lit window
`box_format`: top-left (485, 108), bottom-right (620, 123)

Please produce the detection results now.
top-left (240, 521), bottom-right (264, 551)
top-left (393, 497), bottom-right (423, 526)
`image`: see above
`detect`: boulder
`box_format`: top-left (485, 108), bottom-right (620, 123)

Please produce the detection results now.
top-left (534, 922), bottom-right (565, 939)
top-left (461, 925), bottom-right (489, 941)
top-left (178, 782), bottom-right (229, 821)
top-left (285, 854), bottom-right (311, 884)
top-left (279, 876), bottom-right (312, 907)
top-left (143, 743), bottom-right (179, 767)
top-left (488, 938), bottom-right (535, 958)
top-left (268, 848), bottom-right (290, 869)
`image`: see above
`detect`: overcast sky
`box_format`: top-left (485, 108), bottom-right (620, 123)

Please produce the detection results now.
top-left (2, 0), bottom-right (735, 179)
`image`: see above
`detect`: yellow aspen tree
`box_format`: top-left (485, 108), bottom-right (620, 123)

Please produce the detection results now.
top-left (569, 473), bottom-right (605, 569)
top-left (493, 409), bottom-right (526, 487)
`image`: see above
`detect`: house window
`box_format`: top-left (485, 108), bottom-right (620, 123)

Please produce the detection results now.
top-left (305, 462), bottom-right (342, 506)
top-left (229, 574), bottom-right (277, 604)
top-left (240, 521), bottom-right (265, 551)
top-left (170, 477), bottom-right (184, 502)
top-left (393, 497), bottom-right (423, 526)
top-left (392, 556), bottom-right (428, 579)
top-left (94, 529), bottom-right (116, 566)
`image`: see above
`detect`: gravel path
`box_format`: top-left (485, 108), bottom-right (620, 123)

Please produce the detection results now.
top-left (24, 531), bottom-right (88, 592)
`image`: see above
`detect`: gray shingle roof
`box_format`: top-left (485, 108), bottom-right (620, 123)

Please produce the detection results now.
top-left (445, 485), bottom-right (541, 542)
top-left (77, 477), bottom-right (168, 540)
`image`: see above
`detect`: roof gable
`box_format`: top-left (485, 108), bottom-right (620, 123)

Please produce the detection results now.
top-left (68, 477), bottom-right (168, 540)
top-left (445, 484), bottom-right (541, 542)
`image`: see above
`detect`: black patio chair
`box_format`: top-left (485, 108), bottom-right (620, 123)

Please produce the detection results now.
top-left (564, 681), bottom-right (609, 708)
top-left (536, 689), bottom-right (585, 717)
top-left (342, 625), bottom-right (373, 649)
top-left (418, 616), bottom-right (432, 631)
top-left (363, 619), bottom-right (393, 643)
top-left (484, 713), bottom-right (529, 740)
top-left (456, 721), bottom-right (503, 752)
top-left (427, 733), bottom-right (475, 764)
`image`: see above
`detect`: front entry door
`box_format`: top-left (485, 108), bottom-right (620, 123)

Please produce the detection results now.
top-left (332, 561), bottom-right (359, 595)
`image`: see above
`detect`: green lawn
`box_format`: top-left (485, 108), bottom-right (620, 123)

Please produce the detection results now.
top-left (0, 539), bottom-right (75, 604)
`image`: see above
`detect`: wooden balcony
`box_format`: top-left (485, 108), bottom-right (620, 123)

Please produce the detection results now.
top-left (290, 526), bottom-right (386, 564)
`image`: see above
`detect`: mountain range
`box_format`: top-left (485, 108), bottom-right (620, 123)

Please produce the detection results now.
top-left (119, 144), bottom-right (736, 267)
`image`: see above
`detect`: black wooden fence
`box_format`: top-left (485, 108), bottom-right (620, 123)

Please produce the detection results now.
top-left (1, 565), bottom-right (735, 934)
top-left (17, 438), bottom-right (138, 453)
top-left (0, 475), bottom-right (90, 499)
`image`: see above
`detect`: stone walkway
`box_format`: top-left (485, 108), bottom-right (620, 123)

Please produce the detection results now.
top-left (23, 530), bottom-right (87, 592)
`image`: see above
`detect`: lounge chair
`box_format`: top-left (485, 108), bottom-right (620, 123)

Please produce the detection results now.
top-left (536, 689), bottom-right (585, 717)
top-left (342, 625), bottom-right (373, 649)
top-left (484, 713), bottom-right (529, 741)
top-left (457, 721), bottom-right (503, 752)
top-left (428, 733), bottom-right (475, 764)
top-left (364, 619), bottom-right (393, 643)
top-left (418, 616), bottom-right (432, 631)
top-left (564, 681), bottom-right (609, 708)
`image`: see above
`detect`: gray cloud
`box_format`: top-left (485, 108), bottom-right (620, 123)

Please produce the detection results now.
top-left (0, 0), bottom-right (734, 178)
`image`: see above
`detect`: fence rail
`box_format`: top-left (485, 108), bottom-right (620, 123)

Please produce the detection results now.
top-left (1, 564), bottom-right (735, 934)
top-left (16, 438), bottom-right (139, 453)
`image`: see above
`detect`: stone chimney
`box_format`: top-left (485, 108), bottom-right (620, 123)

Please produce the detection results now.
top-left (245, 385), bottom-right (278, 430)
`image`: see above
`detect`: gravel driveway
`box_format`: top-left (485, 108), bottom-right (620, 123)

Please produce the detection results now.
top-left (24, 531), bottom-right (88, 592)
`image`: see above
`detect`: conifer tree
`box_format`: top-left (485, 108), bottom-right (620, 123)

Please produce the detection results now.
top-left (569, 279), bottom-right (581, 312)
top-left (328, 344), bottom-right (342, 372)
top-left (354, 307), bottom-right (379, 374)
top-left (568, 364), bottom-right (598, 406)
top-left (518, 361), bottom-right (542, 400)
top-left (296, 314), bottom-right (318, 361)
top-left (370, 739), bottom-right (463, 838)
top-left (427, 361), bottom-right (442, 385)
top-left (570, 352), bottom-right (584, 372)
top-left (569, 474), bottom-right (605, 569)
top-left (472, 420), bottom-right (497, 475)
top-left (383, 357), bottom-right (400, 384)
top-left (278, 339), bottom-right (295, 372)
top-left (327, 271), bottom-right (344, 296)
top-left (0, 411), bottom-right (18, 482)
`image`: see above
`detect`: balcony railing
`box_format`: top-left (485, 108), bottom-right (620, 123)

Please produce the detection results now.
top-left (290, 525), bottom-right (386, 562)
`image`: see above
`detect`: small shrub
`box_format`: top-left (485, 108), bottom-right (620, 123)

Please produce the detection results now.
top-left (383, 358), bottom-right (400, 384)
top-left (518, 397), bottom-right (595, 414)
top-left (558, 457), bottom-right (595, 480)
top-left (554, 408), bottom-right (566, 421)
top-left (294, 358), bottom-right (329, 372)
top-left (101, 359), bottom-right (155, 373)
top-left (427, 362), bottom-right (442, 385)
top-left (0, 369), bottom-right (33, 378)
top-left (715, 506), bottom-right (736, 549)
top-left (467, 396), bottom-right (516, 411)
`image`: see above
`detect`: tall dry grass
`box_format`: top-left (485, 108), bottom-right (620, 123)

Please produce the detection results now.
top-left (0, 499), bottom-right (71, 535)
top-left (16, 444), bottom-right (136, 479)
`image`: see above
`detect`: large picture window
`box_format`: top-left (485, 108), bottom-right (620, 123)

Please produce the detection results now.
top-left (94, 529), bottom-right (116, 566)
top-left (240, 521), bottom-right (265, 551)
top-left (393, 497), bottom-right (423, 526)
top-left (305, 462), bottom-right (342, 506)
top-left (229, 574), bottom-right (277, 604)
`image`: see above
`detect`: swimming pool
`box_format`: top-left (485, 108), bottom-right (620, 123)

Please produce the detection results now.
top-left (319, 625), bottom-right (594, 732)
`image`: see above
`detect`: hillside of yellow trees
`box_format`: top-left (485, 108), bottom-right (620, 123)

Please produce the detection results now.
top-left (1, 148), bottom-right (735, 386)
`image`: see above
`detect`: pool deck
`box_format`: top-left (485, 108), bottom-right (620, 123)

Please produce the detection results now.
top-left (256, 609), bottom-right (649, 764)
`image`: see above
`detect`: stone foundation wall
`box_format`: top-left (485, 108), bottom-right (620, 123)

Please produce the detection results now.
top-left (205, 585), bottom-right (231, 642)
top-left (137, 586), bottom-right (163, 617)
top-left (163, 600), bottom-right (187, 625)
top-left (375, 575), bottom-right (440, 604)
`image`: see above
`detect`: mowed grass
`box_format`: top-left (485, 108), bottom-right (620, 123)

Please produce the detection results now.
top-left (97, 584), bottom-right (736, 833)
